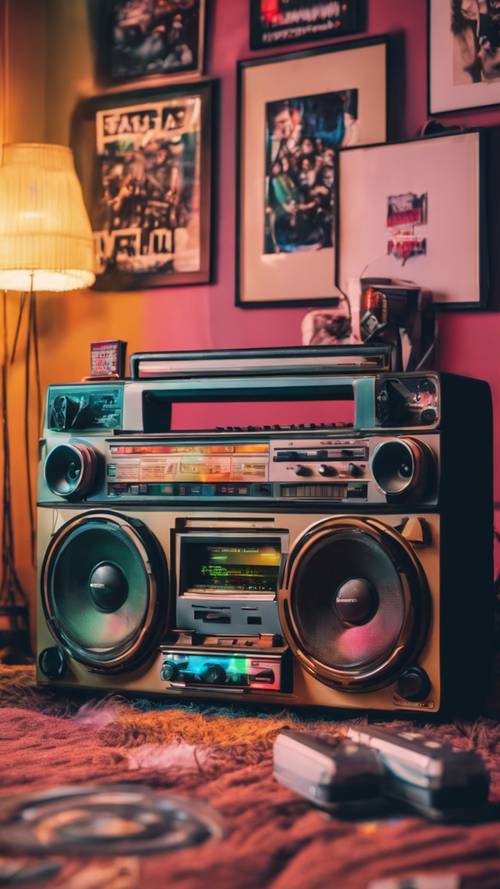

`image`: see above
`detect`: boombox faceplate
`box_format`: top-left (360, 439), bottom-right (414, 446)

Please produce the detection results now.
top-left (37, 506), bottom-right (442, 714)
top-left (36, 349), bottom-right (494, 716)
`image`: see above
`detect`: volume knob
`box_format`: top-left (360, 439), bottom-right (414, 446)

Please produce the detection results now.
top-left (294, 465), bottom-right (312, 477)
top-left (161, 661), bottom-right (178, 682)
top-left (348, 463), bottom-right (363, 478)
top-left (397, 667), bottom-right (431, 702)
top-left (202, 664), bottom-right (226, 684)
top-left (39, 646), bottom-right (66, 680)
top-left (318, 464), bottom-right (337, 477)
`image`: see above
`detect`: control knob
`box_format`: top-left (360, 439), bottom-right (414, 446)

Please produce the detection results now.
top-left (318, 464), bottom-right (337, 477)
top-left (421, 408), bottom-right (437, 425)
top-left (294, 465), bottom-right (312, 477)
top-left (397, 667), bottom-right (431, 702)
top-left (348, 463), bottom-right (364, 478)
top-left (161, 661), bottom-right (178, 682)
top-left (39, 646), bottom-right (66, 680)
top-left (202, 664), bottom-right (226, 684)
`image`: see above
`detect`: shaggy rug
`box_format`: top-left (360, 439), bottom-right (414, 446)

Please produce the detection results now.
top-left (0, 666), bottom-right (499, 889)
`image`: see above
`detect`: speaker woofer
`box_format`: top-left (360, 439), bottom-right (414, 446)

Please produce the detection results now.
top-left (41, 512), bottom-right (167, 671)
top-left (44, 443), bottom-right (98, 499)
top-left (280, 516), bottom-right (429, 691)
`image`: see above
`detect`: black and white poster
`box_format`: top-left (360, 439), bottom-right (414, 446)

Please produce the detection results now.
top-left (73, 83), bottom-right (215, 290)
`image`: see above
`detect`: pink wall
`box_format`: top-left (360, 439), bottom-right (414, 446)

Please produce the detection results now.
top-left (143, 4), bottom-right (499, 442)
top-left (138, 0), bottom-right (499, 569)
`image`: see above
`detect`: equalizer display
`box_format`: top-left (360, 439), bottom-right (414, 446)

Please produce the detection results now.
top-left (108, 444), bottom-right (269, 483)
top-left (180, 538), bottom-right (281, 595)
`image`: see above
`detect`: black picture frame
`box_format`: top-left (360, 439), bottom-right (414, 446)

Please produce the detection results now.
top-left (236, 36), bottom-right (391, 309)
top-left (337, 130), bottom-right (488, 311)
top-left (249, 0), bottom-right (366, 51)
top-left (428, 0), bottom-right (500, 115)
top-left (71, 79), bottom-right (218, 291)
top-left (89, 0), bottom-right (207, 86)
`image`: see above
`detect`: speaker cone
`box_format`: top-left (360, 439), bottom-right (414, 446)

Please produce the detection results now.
top-left (370, 438), bottom-right (430, 499)
top-left (44, 443), bottom-right (99, 499)
top-left (41, 512), bottom-right (167, 671)
top-left (281, 516), bottom-right (429, 690)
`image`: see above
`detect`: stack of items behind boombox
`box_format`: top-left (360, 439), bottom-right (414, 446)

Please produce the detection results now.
top-left (36, 345), bottom-right (493, 715)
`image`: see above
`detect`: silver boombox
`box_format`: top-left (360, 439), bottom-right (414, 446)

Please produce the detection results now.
top-left (36, 346), bottom-right (493, 715)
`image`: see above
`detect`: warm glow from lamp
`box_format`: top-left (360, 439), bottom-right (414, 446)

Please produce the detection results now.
top-left (0, 143), bottom-right (95, 292)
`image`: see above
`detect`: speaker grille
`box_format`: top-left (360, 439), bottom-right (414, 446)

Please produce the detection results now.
top-left (41, 512), bottom-right (167, 671)
top-left (281, 516), bottom-right (429, 690)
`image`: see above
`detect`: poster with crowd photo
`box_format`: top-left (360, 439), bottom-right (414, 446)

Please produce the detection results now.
top-left (264, 90), bottom-right (357, 254)
top-left (250, 0), bottom-right (365, 49)
top-left (237, 38), bottom-right (388, 306)
top-left (429, 0), bottom-right (500, 113)
top-left (90, 0), bottom-right (206, 84)
top-left (74, 83), bottom-right (215, 290)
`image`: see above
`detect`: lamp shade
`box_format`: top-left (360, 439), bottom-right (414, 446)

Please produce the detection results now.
top-left (0, 143), bottom-right (95, 292)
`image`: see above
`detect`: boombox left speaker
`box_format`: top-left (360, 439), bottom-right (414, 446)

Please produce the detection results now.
top-left (39, 512), bottom-right (168, 673)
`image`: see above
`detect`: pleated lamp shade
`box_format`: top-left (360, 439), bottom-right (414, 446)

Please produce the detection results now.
top-left (0, 143), bottom-right (95, 292)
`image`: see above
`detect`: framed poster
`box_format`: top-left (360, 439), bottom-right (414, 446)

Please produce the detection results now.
top-left (72, 80), bottom-right (217, 290)
top-left (236, 37), bottom-right (389, 308)
top-left (429, 0), bottom-right (500, 114)
top-left (90, 0), bottom-right (207, 85)
top-left (337, 131), bottom-right (487, 310)
top-left (249, 0), bottom-right (366, 50)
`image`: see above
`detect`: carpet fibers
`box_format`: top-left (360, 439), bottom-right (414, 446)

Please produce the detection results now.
top-left (0, 666), bottom-right (499, 889)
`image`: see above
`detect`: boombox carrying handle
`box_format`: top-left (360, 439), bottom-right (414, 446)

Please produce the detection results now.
top-left (133, 375), bottom-right (377, 434)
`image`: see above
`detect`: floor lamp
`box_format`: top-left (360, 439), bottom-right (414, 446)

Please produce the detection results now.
top-left (0, 142), bottom-right (95, 660)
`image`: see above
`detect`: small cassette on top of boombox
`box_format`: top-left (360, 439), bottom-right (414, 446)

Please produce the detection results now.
top-left (36, 346), bottom-right (493, 716)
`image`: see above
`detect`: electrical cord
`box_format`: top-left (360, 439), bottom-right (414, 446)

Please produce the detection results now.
top-left (495, 528), bottom-right (500, 649)
top-left (0, 291), bottom-right (28, 612)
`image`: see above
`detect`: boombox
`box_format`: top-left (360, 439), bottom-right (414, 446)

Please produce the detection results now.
top-left (36, 346), bottom-right (493, 714)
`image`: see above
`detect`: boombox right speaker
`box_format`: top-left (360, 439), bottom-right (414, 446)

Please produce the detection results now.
top-left (36, 351), bottom-right (494, 716)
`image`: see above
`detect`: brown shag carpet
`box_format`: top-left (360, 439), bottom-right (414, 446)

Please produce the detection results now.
top-left (0, 666), bottom-right (500, 889)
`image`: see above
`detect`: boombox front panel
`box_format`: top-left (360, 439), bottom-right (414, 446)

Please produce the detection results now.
top-left (38, 431), bottom-right (442, 509)
top-left (36, 506), bottom-right (441, 714)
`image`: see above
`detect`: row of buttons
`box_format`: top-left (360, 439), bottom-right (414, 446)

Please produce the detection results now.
top-left (275, 447), bottom-right (367, 462)
top-left (107, 483), bottom-right (273, 497)
top-left (215, 423), bottom-right (352, 432)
